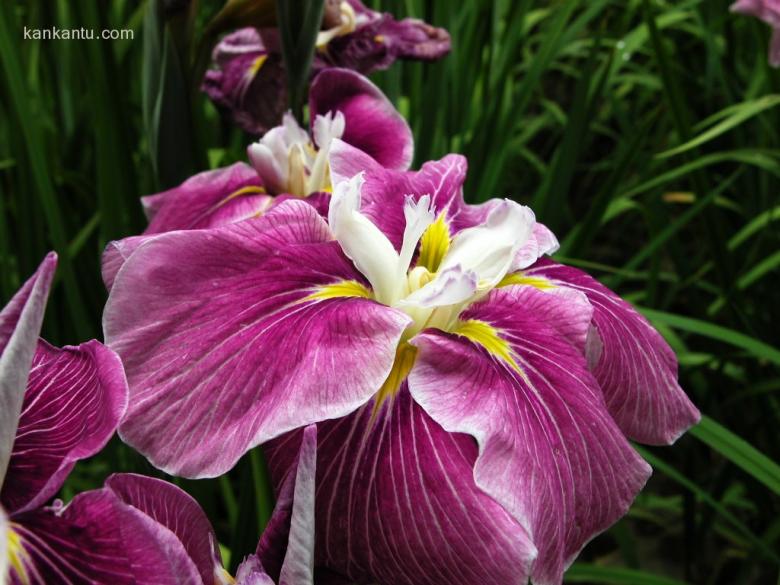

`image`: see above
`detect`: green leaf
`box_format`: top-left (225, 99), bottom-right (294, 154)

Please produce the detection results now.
top-left (276, 0), bottom-right (325, 122)
top-left (656, 95), bottom-right (780, 159)
top-left (690, 416), bottom-right (780, 497)
top-left (639, 307), bottom-right (780, 367)
top-left (565, 563), bottom-right (690, 585)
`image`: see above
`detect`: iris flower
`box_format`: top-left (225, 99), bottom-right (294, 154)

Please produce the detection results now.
top-left (731, 0), bottom-right (780, 66)
top-left (202, 0), bottom-right (450, 134)
top-left (104, 140), bottom-right (698, 583)
top-left (0, 255), bottom-right (293, 584)
top-left (103, 68), bottom-right (411, 291)
top-left (0, 255), bottom-right (181, 583)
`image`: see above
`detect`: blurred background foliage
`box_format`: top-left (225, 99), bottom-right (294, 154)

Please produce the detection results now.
top-left (1, 0), bottom-right (779, 583)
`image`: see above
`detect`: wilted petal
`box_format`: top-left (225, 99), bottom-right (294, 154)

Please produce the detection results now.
top-left (202, 28), bottom-right (287, 135)
top-left (10, 487), bottom-right (202, 585)
top-left (142, 162), bottom-right (269, 234)
top-left (105, 201), bottom-right (410, 478)
top-left (105, 473), bottom-right (226, 585)
top-left (310, 69), bottom-right (413, 170)
top-left (525, 259), bottom-right (701, 445)
top-left (1, 340), bottom-right (127, 516)
top-left (0, 254), bottom-right (56, 489)
top-left (409, 286), bottom-right (651, 585)
top-left (265, 389), bottom-right (536, 585)
top-left (321, 1), bottom-right (450, 74)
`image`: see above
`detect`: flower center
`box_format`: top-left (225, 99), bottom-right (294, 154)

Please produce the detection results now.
top-left (247, 111), bottom-right (345, 197)
top-left (328, 173), bottom-right (537, 338)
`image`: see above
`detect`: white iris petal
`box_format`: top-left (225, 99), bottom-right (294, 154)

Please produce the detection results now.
top-left (329, 174), bottom-right (402, 305)
top-left (399, 195), bottom-right (434, 279)
top-left (440, 200), bottom-right (535, 290)
top-left (399, 265), bottom-right (477, 309)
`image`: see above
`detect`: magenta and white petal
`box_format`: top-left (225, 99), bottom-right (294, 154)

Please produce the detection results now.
top-left (310, 69), bottom-right (413, 171)
top-left (409, 286), bottom-right (652, 585)
top-left (236, 556), bottom-right (276, 585)
top-left (265, 389), bottom-right (536, 585)
top-left (512, 222), bottom-right (561, 271)
top-left (252, 425), bottom-right (317, 585)
top-left (526, 259), bottom-right (701, 445)
top-left (1, 340), bottom-right (127, 516)
top-left (105, 201), bottom-right (410, 478)
top-left (142, 162), bottom-right (269, 234)
top-left (105, 473), bottom-right (227, 585)
top-left (10, 487), bottom-right (202, 585)
top-left (0, 253), bottom-right (56, 489)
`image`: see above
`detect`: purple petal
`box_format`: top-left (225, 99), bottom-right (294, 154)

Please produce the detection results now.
top-left (409, 286), bottom-right (652, 584)
top-left (236, 556), bottom-right (276, 585)
top-left (253, 425), bottom-right (317, 585)
top-left (1, 340), bottom-right (127, 516)
top-left (102, 234), bottom-right (158, 291)
top-left (202, 28), bottom-right (288, 135)
top-left (10, 487), bottom-right (202, 585)
top-left (105, 201), bottom-right (411, 478)
top-left (310, 69), bottom-right (413, 170)
top-left (265, 389), bottom-right (536, 585)
top-left (525, 258), bottom-right (701, 444)
top-left (0, 254), bottom-right (56, 489)
top-left (321, 1), bottom-right (450, 74)
top-left (105, 473), bottom-right (226, 585)
top-left (142, 162), bottom-right (270, 234)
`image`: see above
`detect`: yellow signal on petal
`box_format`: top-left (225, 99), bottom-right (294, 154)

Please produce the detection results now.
top-left (249, 54), bottom-right (268, 77)
top-left (8, 525), bottom-right (31, 585)
top-left (373, 342), bottom-right (417, 415)
top-left (417, 212), bottom-right (450, 272)
top-left (305, 280), bottom-right (372, 301)
top-left (498, 272), bottom-right (556, 290)
top-left (453, 319), bottom-right (524, 377)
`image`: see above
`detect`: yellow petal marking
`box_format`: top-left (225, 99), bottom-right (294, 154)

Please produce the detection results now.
top-left (8, 525), bottom-right (31, 585)
top-left (373, 342), bottom-right (417, 416)
top-left (453, 319), bottom-right (526, 379)
top-left (417, 212), bottom-right (450, 272)
top-left (498, 272), bottom-right (556, 290)
top-left (248, 54), bottom-right (268, 77)
top-left (304, 280), bottom-right (372, 302)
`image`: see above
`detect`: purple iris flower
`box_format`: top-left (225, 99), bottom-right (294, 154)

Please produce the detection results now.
top-left (103, 138), bottom-right (699, 583)
top-left (103, 68), bottom-right (411, 291)
top-left (0, 253), bottom-right (316, 584)
top-left (731, 0), bottom-right (780, 66)
top-left (0, 255), bottom-right (170, 583)
top-left (202, 0), bottom-right (450, 134)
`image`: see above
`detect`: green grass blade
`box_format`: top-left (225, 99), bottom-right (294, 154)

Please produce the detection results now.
top-left (690, 416), bottom-right (780, 497)
top-left (639, 307), bottom-right (780, 366)
top-left (565, 563), bottom-right (690, 585)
